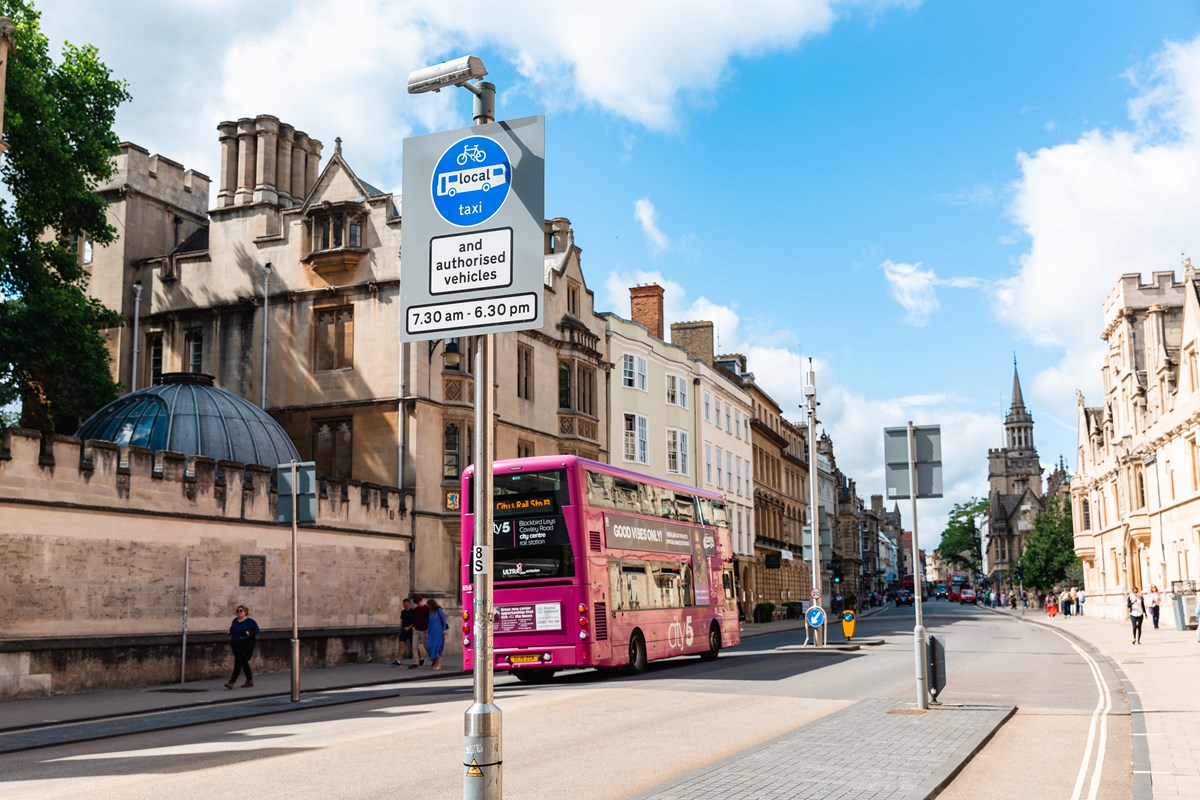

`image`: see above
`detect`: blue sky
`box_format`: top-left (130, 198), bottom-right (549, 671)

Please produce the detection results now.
top-left (29, 0), bottom-right (1200, 536)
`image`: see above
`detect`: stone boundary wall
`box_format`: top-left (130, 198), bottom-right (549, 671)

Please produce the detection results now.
top-left (0, 428), bottom-right (445, 699)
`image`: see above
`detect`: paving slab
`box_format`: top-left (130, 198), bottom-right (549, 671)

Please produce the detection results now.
top-left (630, 697), bottom-right (1015, 800)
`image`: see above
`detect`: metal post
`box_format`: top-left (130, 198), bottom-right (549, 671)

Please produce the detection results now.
top-left (261, 263), bottom-right (271, 408)
top-left (465, 335), bottom-right (501, 799)
top-left (464, 80), bottom-right (501, 800)
top-left (290, 460), bottom-right (300, 703)
top-left (908, 422), bottom-right (929, 709)
top-left (180, 555), bottom-right (189, 684)
top-left (805, 360), bottom-right (822, 646)
top-left (130, 282), bottom-right (142, 392)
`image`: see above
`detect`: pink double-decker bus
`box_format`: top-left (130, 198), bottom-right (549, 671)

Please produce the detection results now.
top-left (460, 455), bottom-right (740, 682)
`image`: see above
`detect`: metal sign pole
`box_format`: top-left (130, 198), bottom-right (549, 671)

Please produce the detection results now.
top-left (805, 360), bottom-right (822, 647)
top-left (464, 84), bottom-right (502, 800)
top-left (290, 460), bottom-right (300, 703)
top-left (908, 422), bottom-right (929, 710)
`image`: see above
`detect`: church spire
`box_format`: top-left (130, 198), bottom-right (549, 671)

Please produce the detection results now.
top-left (1011, 355), bottom-right (1026, 414)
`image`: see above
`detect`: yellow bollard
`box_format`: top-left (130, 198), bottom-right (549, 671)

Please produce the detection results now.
top-left (841, 610), bottom-right (856, 640)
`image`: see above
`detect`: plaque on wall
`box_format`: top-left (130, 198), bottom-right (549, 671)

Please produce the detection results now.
top-left (240, 555), bottom-right (267, 587)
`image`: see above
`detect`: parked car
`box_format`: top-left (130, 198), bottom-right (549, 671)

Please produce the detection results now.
top-left (934, 583), bottom-right (949, 600)
top-left (960, 587), bottom-right (978, 604)
top-left (895, 589), bottom-right (914, 607)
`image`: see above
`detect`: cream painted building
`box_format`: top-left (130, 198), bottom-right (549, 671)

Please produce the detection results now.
top-left (1073, 266), bottom-right (1200, 626)
top-left (602, 288), bottom-right (755, 606)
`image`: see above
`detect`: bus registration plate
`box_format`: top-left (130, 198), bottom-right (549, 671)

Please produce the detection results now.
top-left (509, 654), bottom-right (541, 664)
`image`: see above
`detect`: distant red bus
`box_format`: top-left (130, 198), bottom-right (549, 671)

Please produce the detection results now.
top-left (461, 455), bottom-right (740, 681)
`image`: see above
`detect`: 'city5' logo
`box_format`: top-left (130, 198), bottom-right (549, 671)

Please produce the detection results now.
top-left (493, 521), bottom-right (512, 535)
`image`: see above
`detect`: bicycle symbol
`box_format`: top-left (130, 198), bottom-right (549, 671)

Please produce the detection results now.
top-left (457, 143), bottom-right (487, 166)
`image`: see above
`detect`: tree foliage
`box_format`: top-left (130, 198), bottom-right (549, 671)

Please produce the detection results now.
top-left (936, 498), bottom-right (987, 575)
top-left (0, 0), bottom-right (129, 430)
top-left (1021, 495), bottom-right (1078, 592)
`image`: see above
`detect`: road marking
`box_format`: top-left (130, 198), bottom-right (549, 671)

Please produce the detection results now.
top-left (1045, 628), bottom-right (1112, 800)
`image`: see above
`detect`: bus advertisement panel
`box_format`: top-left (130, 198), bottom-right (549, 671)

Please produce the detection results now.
top-left (461, 455), bottom-right (739, 681)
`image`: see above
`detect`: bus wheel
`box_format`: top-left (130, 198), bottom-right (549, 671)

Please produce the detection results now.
top-left (627, 632), bottom-right (647, 675)
top-left (700, 623), bottom-right (721, 662)
top-left (513, 668), bottom-right (556, 684)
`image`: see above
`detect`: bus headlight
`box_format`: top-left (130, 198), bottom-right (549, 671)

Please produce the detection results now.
top-left (578, 630), bottom-right (587, 640)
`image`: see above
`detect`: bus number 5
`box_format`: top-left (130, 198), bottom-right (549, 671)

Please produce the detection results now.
top-left (684, 615), bottom-right (694, 647)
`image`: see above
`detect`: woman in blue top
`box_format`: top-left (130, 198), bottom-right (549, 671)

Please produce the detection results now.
top-left (225, 604), bottom-right (260, 689)
top-left (425, 599), bottom-right (449, 669)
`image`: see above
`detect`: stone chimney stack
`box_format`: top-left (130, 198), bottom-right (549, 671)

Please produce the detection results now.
top-left (215, 116), bottom-right (321, 209)
top-left (671, 321), bottom-right (715, 365)
top-left (629, 284), bottom-right (665, 340)
top-left (872, 494), bottom-right (884, 514)
top-left (544, 217), bottom-right (572, 254)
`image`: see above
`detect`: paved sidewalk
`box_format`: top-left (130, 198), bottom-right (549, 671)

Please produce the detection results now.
top-left (987, 604), bottom-right (1200, 800)
top-left (632, 697), bottom-right (1014, 800)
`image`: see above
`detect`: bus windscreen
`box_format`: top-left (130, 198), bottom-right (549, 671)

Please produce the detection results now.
top-left (470, 468), bottom-right (574, 582)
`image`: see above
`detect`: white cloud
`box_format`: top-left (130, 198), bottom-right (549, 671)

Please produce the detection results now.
top-left (998, 34), bottom-right (1200, 424)
top-left (600, 269), bottom-right (995, 535)
top-left (882, 260), bottom-right (939, 325)
top-left (633, 198), bottom-right (670, 254)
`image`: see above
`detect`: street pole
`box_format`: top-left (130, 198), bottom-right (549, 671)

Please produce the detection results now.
top-left (908, 421), bottom-right (929, 710)
top-left (290, 460), bottom-right (300, 703)
top-left (130, 282), bottom-right (142, 392)
top-left (463, 81), bottom-right (502, 800)
top-left (805, 360), bottom-right (823, 647)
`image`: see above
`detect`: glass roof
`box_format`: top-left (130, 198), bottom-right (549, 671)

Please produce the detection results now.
top-left (76, 373), bottom-right (300, 468)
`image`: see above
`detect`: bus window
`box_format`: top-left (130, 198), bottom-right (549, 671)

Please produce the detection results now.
top-left (711, 502), bottom-right (729, 529)
top-left (670, 493), bottom-right (696, 522)
top-left (617, 563), bottom-right (649, 610)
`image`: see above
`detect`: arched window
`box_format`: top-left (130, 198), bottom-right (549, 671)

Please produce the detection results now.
top-left (1081, 499), bottom-right (1091, 530)
top-left (559, 362), bottom-right (572, 409)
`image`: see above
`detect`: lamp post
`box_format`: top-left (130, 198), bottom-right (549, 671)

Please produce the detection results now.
top-left (130, 282), bottom-right (142, 392)
top-left (804, 359), bottom-right (823, 646)
top-left (408, 55), bottom-right (500, 800)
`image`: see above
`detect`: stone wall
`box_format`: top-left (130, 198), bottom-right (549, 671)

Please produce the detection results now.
top-left (0, 428), bottom-right (447, 699)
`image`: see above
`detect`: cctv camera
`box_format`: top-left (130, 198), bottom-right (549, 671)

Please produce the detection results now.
top-left (407, 55), bottom-right (488, 95)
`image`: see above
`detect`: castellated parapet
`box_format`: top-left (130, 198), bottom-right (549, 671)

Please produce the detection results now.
top-left (94, 142), bottom-right (211, 218)
top-left (1103, 271), bottom-right (1183, 328)
top-left (0, 428), bottom-right (417, 699)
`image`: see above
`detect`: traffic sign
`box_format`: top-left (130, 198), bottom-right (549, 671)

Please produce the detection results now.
top-left (806, 606), bottom-right (826, 627)
top-left (811, 588), bottom-right (822, 600)
top-left (400, 115), bottom-right (545, 341)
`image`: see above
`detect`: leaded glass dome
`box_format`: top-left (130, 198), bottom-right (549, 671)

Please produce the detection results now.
top-left (75, 373), bottom-right (300, 467)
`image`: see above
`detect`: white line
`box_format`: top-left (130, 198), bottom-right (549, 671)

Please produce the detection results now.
top-left (1045, 627), bottom-right (1111, 800)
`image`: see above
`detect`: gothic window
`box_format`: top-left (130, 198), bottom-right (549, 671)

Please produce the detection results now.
top-left (312, 209), bottom-right (365, 252)
top-left (517, 344), bottom-right (534, 401)
top-left (444, 424), bottom-right (461, 480)
top-left (577, 365), bottom-right (596, 415)
top-left (559, 362), bottom-right (572, 409)
top-left (517, 440), bottom-right (534, 459)
top-left (567, 280), bottom-right (580, 316)
top-left (313, 418), bottom-right (353, 480)
top-left (1081, 499), bottom-right (1091, 530)
top-left (314, 306), bottom-right (354, 371)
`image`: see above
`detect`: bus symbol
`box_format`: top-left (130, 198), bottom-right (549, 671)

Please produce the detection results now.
top-left (436, 164), bottom-right (508, 197)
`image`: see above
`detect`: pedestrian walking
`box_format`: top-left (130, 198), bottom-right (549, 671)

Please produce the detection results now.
top-left (425, 599), bottom-right (449, 669)
top-left (393, 597), bottom-right (415, 666)
top-left (1061, 588), bottom-right (1072, 617)
top-left (409, 595), bottom-right (430, 668)
top-left (1069, 587), bottom-right (1079, 618)
top-left (1046, 592), bottom-right (1058, 618)
top-left (1147, 585), bottom-right (1162, 629)
top-left (1076, 587), bottom-right (1085, 615)
top-left (225, 604), bottom-right (259, 689)
top-left (1021, 589), bottom-right (1028, 608)
top-left (1128, 588), bottom-right (1147, 645)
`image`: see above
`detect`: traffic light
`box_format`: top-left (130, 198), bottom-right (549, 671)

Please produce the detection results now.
top-left (1014, 563), bottom-right (1023, 582)
top-left (831, 560), bottom-right (843, 584)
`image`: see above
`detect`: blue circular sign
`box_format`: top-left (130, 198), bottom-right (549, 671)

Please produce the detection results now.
top-left (431, 135), bottom-right (512, 227)
top-left (806, 606), bottom-right (826, 627)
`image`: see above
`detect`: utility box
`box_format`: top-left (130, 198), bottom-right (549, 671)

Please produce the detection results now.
top-left (1172, 592), bottom-right (1198, 630)
top-left (927, 634), bottom-right (946, 700)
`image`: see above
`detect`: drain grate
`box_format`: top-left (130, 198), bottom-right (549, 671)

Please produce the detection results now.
top-left (150, 687), bottom-right (210, 693)
top-left (886, 709), bottom-right (928, 715)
